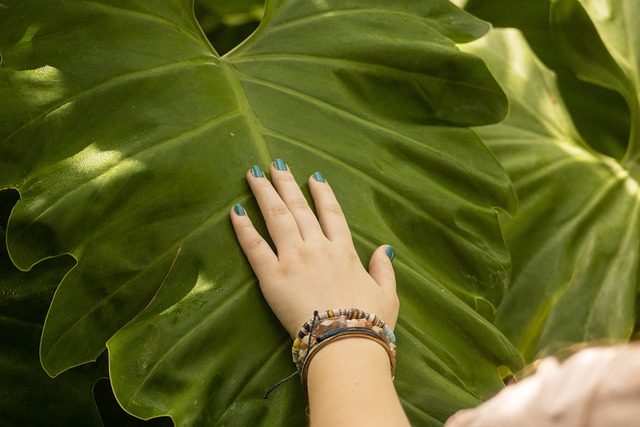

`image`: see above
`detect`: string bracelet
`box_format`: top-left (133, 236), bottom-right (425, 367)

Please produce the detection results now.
top-left (264, 308), bottom-right (396, 398)
top-left (292, 308), bottom-right (396, 389)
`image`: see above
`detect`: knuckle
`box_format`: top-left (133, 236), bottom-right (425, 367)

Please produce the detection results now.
top-left (326, 203), bottom-right (344, 216)
top-left (291, 197), bottom-right (311, 211)
top-left (248, 237), bottom-right (268, 251)
top-left (238, 222), bottom-right (256, 235)
top-left (268, 205), bottom-right (290, 217)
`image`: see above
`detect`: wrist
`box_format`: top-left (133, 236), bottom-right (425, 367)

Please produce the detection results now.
top-left (307, 336), bottom-right (393, 386)
top-left (301, 328), bottom-right (395, 386)
top-left (307, 338), bottom-right (409, 426)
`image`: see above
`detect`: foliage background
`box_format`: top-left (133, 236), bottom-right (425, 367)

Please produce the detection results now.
top-left (1, 0), bottom-right (638, 426)
top-left (463, 0), bottom-right (640, 361)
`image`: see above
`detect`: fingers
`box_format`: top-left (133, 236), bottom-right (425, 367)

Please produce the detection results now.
top-left (235, 161), bottom-right (353, 249)
top-left (229, 203), bottom-right (278, 273)
top-left (308, 172), bottom-right (353, 243)
top-left (368, 245), bottom-right (397, 293)
top-left (269, 160), bottom-right (324, 241)
top-left (246, 164), bottom-right (303, 248)
top-left (369, 245), bottom-right (399, 328)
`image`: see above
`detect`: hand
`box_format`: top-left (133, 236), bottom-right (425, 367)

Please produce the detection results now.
top-left (230, 160), bottom-right (399, 338)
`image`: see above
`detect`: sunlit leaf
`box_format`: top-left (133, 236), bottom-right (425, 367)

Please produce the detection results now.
top-left (572, 0), bottom-right (640, 163)
top-left (464, 0), bottom-right (631, 159)
top-left (1, 0), bottom-right (521, 424)
top-left (462, 28), bottom-right (640, 361)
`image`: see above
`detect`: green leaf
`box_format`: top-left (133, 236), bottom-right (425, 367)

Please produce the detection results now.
top-left (193, 0), bottom-right (264, 56)
top-left (1, 0), bottom-right (521, 424)
top-left (195, 0), bottom-right (263, 28)
top-left (462, 28), bottom-right (640, 361)
top-left (570, 0), bottom-right (640, 165)
top-left (0, 190), bottom-right (103, 427)
top-left (464, 0), bottom-right (631, 160)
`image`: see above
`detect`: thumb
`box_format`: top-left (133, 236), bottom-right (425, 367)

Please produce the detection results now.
top-left (368, 245), bottom-right (397, 292)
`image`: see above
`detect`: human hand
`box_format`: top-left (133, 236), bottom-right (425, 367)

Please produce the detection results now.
top-left (230, 159), bottom-right (399, 338)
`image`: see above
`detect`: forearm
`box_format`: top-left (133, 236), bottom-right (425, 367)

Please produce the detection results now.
top-left (307, 337), bottom-right (410, 426)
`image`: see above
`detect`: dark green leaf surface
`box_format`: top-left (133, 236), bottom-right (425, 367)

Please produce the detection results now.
top-left (193, 0), bottom-right (264, 56)
top-left (1, 0), bottom-right (521, 424)
top-left (463, 28), bottom-right (640, 361)
top-left (0, 190), bottom-right (103, 427)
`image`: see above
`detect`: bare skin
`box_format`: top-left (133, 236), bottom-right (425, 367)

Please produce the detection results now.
top-left (230, 160), bottom-right (410, 426)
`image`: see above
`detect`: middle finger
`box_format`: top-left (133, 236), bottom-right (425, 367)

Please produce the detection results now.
top-left (270, 159), bottom-right (324, 241)
top-left (247, 164), bottom-right (302, 249)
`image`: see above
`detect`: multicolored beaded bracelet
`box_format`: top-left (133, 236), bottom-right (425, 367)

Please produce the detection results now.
top-left (292, 309), bottom-right (394, 362)
top-left (263, 308), bottom-right (397, 399)
top-left (295, 308), bottom-right (386, 342)
top-left (292, 309), bottom-right (397, 388)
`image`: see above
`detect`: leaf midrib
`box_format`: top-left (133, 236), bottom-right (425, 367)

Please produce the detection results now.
top-left (222, 62), bottom-right (272, 165)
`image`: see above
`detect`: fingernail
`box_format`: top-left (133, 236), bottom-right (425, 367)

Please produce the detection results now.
top-left (273, 158), bottom-right (287, 171)
top-left (385, 246), bottom-right (395, 262)
top-left (233, 203), bottom-right (245, 216)
top-left (312, 171), bottom-right (325, 182)
top-left (250, 165), bottom-right (264, 178)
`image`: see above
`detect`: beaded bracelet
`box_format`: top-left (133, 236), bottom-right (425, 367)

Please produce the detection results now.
top-left (292, 309), bottom-right (397, 389)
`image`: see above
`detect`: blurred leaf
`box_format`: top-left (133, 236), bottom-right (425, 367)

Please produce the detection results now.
top-left (193, 0), bottom-right (264, 55)
top-left (1, 0), bottom-right (521, 425)
top-left (462, 28), bottom-right (640, 361)
top-left (195, 0), bottom-right (263, 26)
top-left (571, 0), bottom-right (640, 165)
top-left (464, 0), bottom-right (631, 159)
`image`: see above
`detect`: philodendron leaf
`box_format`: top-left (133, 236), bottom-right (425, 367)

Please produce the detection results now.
top-left (550, 0), bottom-right (640, 162)
top-left (571, 0), bottom-right (640, 165)
top-left (0, 190), bottom-right (103, 427)
top-left (462, 28), bottom-right (640, 362)
top-left (464, 0), bottom-right (632, 159)
top-left (1, 0), bottom-right (521, 425)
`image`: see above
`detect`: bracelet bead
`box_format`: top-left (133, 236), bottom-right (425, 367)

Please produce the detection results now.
top-left (291, 308), bottom-right (396, 390)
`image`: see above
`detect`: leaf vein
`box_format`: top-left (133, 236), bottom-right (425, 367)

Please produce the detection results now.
top-left (1, 58), bottom-right (217, 146)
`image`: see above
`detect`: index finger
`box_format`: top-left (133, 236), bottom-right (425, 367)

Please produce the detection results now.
top-left (230, 203), bottom-right (278, 274)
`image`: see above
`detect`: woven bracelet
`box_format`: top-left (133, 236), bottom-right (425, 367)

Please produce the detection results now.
top-left (263, 309), bottom-right (397, 399)
top-left (292, 309), bottom-right (397, 390)
top-left (300, 327), bottom-right (397, 389)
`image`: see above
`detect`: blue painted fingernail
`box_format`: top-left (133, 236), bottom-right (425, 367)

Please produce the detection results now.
top-left (312, 171), bottom-right (325, 182)
top-left (385, 246), bottom-right (395, 262)
top-left (273, 158), bottom-right (287, 171)
top-left (250, 165), bottom-right (264, 178)
top-left (233, 203), bottom-right (245, 216)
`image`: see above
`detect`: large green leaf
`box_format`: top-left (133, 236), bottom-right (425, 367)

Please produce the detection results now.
top-left (0, 190), bottom-right (103, 427)
top-left (462, 27), bottom-right (640, 361)
top-left (1, 0), bottom-right (522, 424)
